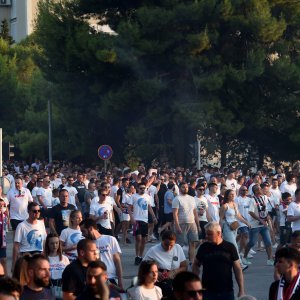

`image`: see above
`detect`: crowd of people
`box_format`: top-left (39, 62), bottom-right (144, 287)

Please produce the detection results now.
top-left (0, 160), bottom-right (299, 299)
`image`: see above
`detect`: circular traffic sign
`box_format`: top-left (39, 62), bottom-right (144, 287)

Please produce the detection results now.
top-left (98, 145), bottom-right (113, 160)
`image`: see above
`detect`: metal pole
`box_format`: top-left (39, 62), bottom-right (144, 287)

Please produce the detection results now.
top-left (197, 130), bottom-right (201, 170)
top-left (48, 99), bottom-right (53, 163)
top-left (104, 160), bottom-right (107, 173)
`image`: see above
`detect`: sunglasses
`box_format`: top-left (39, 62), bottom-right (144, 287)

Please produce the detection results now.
top-left (197, 188), bottom-right (205, 191)
top-left (139, 187), bottom-right (146, 190)
top-left (31, 210), bottom-right (41, 213)
top-left (185, 290), bottom-right (203, 297)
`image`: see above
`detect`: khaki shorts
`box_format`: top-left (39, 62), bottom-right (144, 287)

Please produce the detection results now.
top-left (176, 222), bottom-right (199, 245)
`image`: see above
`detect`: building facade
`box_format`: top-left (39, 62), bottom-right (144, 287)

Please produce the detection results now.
top-left (0, 0), bottom-right (39, 43)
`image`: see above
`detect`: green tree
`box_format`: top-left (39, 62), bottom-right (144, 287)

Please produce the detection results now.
top-left (0, 19), bottom-right (14, 45)
top-left (34, 0), bottom-right (300, 165)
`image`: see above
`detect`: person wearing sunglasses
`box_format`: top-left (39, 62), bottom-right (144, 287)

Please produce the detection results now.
top-left (12, 202), bottom-right (47, 273)
top-left (173, 271), bottom-right (204, 300)
top-left (194, 184), bottom-right (210, 241)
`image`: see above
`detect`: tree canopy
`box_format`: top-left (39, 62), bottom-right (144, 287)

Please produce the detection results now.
top-left (9, 0), bottom-right (300, 166)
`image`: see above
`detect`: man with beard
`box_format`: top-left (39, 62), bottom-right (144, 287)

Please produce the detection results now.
top-left (62, 239), bottom-right (98, 300)
top-left (76, 261), bottom-right (121, 300)
top-left (80, 218), bottom-right (124, 290)
top-left (20, 254), bottom-right (54, 299)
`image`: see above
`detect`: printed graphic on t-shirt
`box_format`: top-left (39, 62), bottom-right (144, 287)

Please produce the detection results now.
top-left (27, 230), bottom-right (43, 250)
top-left (61, 210), bottom-right (71, 227)
top-left (137, 198), bottom-right (148, 210)
top-left (70, 233), bottom-right (82, 244)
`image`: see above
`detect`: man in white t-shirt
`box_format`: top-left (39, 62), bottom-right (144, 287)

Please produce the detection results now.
top-left (235, 186), bottom-right (252, 256)
top-left (226, 170), bottom-right (238, 196)
top-left (64, 176), bottom-right (79, 208)
top-left (12, 202), bottom-right (47, 271)
top-left (172, 182), bottom-right (200, 262)
top-left (37, 176), bottom-right (53, 218)
top-left (143, 230), bottom-right (187, 281)
top-left (7, 177), bottom-right (33, 232)
top-left (287, 189), bottom-right (300, 232)
top-left (89, 188), bottom-right (113, 236)
top-left (129, 182), bottom-right (157, 265)
top-left (81, 218), bottom-right (123, 289)
top-left (205, 183), bottom-right (220, 223)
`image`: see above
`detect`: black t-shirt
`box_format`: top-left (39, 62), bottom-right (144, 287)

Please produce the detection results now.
top-left (62, 259), bottom-right (87, 297)
top-left (157, 184), bottom-right (168, 209)
top-left (117, 187), bottom-right (126, 205)
top-left (269, 280), bottom-right (300, 300)
top-left (73, 182), bottom-right (86, 203)
top-left (20, 286), bottom-right (55, 300)
top-left (49, 204), bottom-right (75, 235)
top-left (196, 240), bottom-right (239, 292)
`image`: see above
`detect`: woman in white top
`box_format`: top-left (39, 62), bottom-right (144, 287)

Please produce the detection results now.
top-left (220, 189), bottom-right (250, 266)
top-left (132, 260), bottom-right (162, 300)
top-left (60, 210), bottom-right (83, 261)
top-left (44, 233), bottom-right (69, 299)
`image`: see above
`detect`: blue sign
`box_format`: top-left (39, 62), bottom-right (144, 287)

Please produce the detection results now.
top-left (98, 145), bottom-right (113, 160)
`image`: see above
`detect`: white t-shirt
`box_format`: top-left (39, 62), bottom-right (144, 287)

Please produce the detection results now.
top-left (95, 235), bottom-right (121, 279)
top-left (205, 194), bottom-right (220, 222)
top-left (172, 194), bottom-right (196, 224)
top-left (143, 243), bottom-right (186, 270)
top-left (31, 186), bottom-right (41, 202)
top-left (270, 188), bottom-right (282, 203)
top-left (235, 196), bottom-right (252, 226)
top-left (287, 201), bottom-right (300, 231)
top-left (279, 204), bottom-right (288, 227)
top-left (89, 201), bottom-right (112, 229)
top-left (248, 196), bottom-right (268, 228)
top-left (14, 220), bottom-right (47, 252)
top-left (110, 185), bottom-right (118, 199)
top-left (226, 179), bottom-right (238, 194)
top-left (7, 188), bottom-right (33, 220)
top-left (132, 286), bottom-right (162, 300)
top-left (281, 184), bottom-right (297, 199)
top-left (147, 185), bottom-right (157, 207)
top-left (194, 196), bottom-right (208, 222)
top-left (60, 227), bottom-right (84, 260)
top-left (64, 186), bottom-right (78, 207)
top-left (37, 187), bottom-right (53, 207)
top-left (131, 193), bottom-right (151, 223)
top-left (48, 255), bottom-right (70, 280)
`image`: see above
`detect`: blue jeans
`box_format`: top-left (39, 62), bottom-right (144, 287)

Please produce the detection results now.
top-left (247, 226), bottom-right (272, 249)
top-left (203, 291), bottom-right (235, 300)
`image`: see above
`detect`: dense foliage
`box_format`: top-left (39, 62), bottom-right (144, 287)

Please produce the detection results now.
top-left (2, 0), bottom-right (300, 166)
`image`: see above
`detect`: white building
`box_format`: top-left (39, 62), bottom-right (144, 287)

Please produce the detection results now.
top-left (0, 0), bottom-right (39, 43)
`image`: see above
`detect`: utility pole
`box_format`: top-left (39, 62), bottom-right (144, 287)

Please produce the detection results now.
top-left (48, 99), bottom-right (53, 163)
top-left (197, 130), bottom-right (201, 170)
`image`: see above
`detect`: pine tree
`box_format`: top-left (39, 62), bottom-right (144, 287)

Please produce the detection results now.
top-left (0, 19), bottom-right (14, 45)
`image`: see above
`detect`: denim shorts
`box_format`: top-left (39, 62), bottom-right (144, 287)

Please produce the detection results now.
top-left (247, 226), bottom-right (272, 249)
top-left (238, 226), bottom-right (249, 234)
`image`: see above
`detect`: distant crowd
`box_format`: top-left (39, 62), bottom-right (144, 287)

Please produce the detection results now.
top-left (0, 159), bottom-right (299, 300)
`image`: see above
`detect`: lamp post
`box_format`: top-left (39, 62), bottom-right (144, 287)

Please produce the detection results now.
top-left (48, 99), bottom-right (52, 163)
top-left (197, 130), bottom-right (201, 170)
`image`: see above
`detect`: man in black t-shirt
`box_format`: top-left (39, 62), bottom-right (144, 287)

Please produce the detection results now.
top-left (62, 239), bottom-right (98, 299)
top-left (49, 189), bottom-right (75, 235)
top-left (192, 222), bottom-right (245, 299)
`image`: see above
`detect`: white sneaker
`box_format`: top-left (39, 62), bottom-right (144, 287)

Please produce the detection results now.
top-left (272, 243), bottom-right (278, 249)
top-left (239, 252), bottom-right (244, 258)
top-left (151, 234), bottom-right (158, 240)
top-left (242, 257), bottom-right (252, 265)
top-left (249, 249), bottom-right (256, 255)
top-left (267, 259), bottom-right (275, 266)
top-left (248, 253), bottom-right (254, 259)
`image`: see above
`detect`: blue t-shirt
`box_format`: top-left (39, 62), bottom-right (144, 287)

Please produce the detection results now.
top-left (164, 191), bottom-right (174, 214)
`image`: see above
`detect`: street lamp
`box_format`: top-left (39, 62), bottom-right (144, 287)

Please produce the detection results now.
top-left (197, 130), bottom-right (201, 170)
top-left (48, 99), bottom-right (52, 163)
